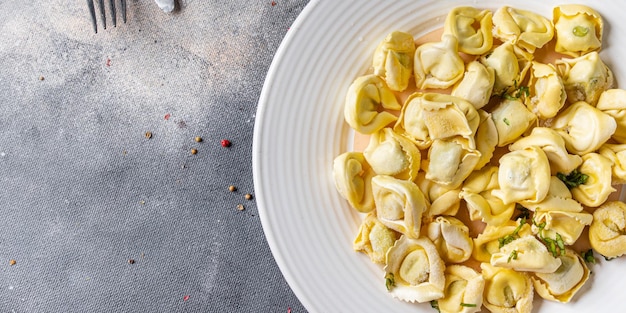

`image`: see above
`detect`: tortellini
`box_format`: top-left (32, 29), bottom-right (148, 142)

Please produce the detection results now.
top-left (596, 89), bottom-right (626, 144)
top-left (571, 153), bottom-right (615, 208)
top-left (555, 52), bottom-right (613, 106)
top-left (481, 263), bottom-right (534, 313)
top-left (372, 31), bottom-right (416, 92)
top-left (363, 128), bottom-right (421, 181)
top-left (335, 4), bottom-right (624, 310)
top-left (493, 146), bottom-right (551, 205)
top-left (437, 265), bottom-right (484, 313)
top-left (332, 152), bottom-right (375, 213)
top-left (416, 173), bottom-right (461, 217)
top-left (550, 101), bottom-right (616, 155)
top-left (491, 235), bottom-right (562, 273)
top-left (528, 177), bottom-right (592, 245)
top-left (553, 5), bottom-right (603, 57)
top-left (451, 61), bottom-right (495, 110)
top-left (371, 175), bottom-right (427, 238)
top-left (480, 41), bottom-right (532, 94)
top-left (532, 249), bottom-right (590, 303)
top-left (493, 6), bottom-right (554, 53)
top-left (473, 110), bottom-right (498, 170)
top-left (344, 75), bottom-right (402, 134)
top-left (394, 92), bottom-right (479, 149)
top-left (599, 143), bottom-right (626, 184)
top-left (491, 98), bottom-right (536, 147)
top-left (424, 137), bottom-right (481, 189)
top-left (385, 236), bottom-right (445, 303)
top-left (589, 201), bottom-right (626, 258)
top-left (353, 213), bottom-right (399, 264)
top-left (426, 216), bottom-right (473, 263)
top-left (443, 7), bottom-right (493, 55)
top-left (473, 220), bottom-right (532, 263)
top-left (526, 62), bottom-right (566, 119)
top-left (413, 34), bottom-right (465, 89)
top-left (460, 166), bottom-right (515, 226)
top-left (510, 127), bottom-right (582, 175)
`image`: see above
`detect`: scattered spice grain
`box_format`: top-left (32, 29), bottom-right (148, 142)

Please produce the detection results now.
top-left (271, 1), bottom-right (277, 6)
top-left (194, 136), bottom-right (203, 143)
top-left (221, 139), bottom-right (231, 147)
top-left (39, 76), bottom-right (44, 81)
top-left (191, 148), bottom-right (198, 155)
top-left (164, 113), bottom-right (171, 120)
top-left (9, 259), bottom-right (16, 266)
top-left (228, 185), bottom-right (237, 192)
top-left (183, 295), bottom-right (190, 301)
top-left (128, 259), bottom-right (135, 264)
top-left (145, 131), bottom-right (153, 139)
top-left (237, 204), bottom-right (245, 211)
top-left (245, 193), bottom-right (253, 200)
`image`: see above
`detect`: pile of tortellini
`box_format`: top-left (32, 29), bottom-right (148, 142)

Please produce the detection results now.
top-left (333, 4), bottom-right (626, 313)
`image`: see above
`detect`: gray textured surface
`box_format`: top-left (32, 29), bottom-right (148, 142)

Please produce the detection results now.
top-left (0, 0), bottom-right (308, 311)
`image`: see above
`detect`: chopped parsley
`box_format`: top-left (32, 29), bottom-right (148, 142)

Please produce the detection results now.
top-left (503, 117), bottom-right (511, 126)
top-left (460, 303), bottom-right (477, 308)
top-left (573, 25), bottom-right (589, 37)
top-left (557, 169), bottom-right (589, 189)
top-left (534, 219), bottom-right (566, 257)
top-left (498, 217), bottom-right (526, 248)
top-left (508, 250), bottom-right (518, 263)
top-left (385, 273), bottom-right (395, 290)
top-left (430, 300), bottom-right (441, 312)
top-left (582, 249), bottom-right (596, 264)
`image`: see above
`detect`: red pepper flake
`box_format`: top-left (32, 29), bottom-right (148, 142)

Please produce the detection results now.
top-left (164, 113), bottom-right (171, 120)
top-left (183, 295), bottom-right (190, 301)
top-left (106, 58), bottom-right (111, 67)
top-left (271, 1), bottom-right (276, 6)
top-left (287, 307), bottom-right (291, 313)
top-left (221, 139), bottom-right (231, 148)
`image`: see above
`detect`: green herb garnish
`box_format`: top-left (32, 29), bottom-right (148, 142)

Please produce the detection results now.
top-left (557, 169), bottom-right (589, 189)
top-left (503, 117), bottom-right (511, 126)
top-left (430, 300), bottom-right (441, 312)
top-left (582, 249), bottom-right (596, 264)
top-left (508, 250), bottom-right (518, 263)
top-left (460, 303), bottom-right (477, 308)
top-left (573, 26), bottom-right (589, 37)
top-left (514, 204), bottom-right (531, 221)
top-left (498, 217), bottom-right (526, 248)
top-left (385, 273), bottom-right (395, 290)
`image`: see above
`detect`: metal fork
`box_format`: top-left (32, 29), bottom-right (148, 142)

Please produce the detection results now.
top-left (87, 0), bottom-right (127, 33)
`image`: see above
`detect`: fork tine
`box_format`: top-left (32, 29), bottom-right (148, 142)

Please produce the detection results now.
top-left (120, 0), bottom-right (127, 23)
top-left (98, 0), bottom-right (106, 30)
top-left (110, 0), bottom-right (117, 27)
top-left (87, 0), bottom-right (98, 33)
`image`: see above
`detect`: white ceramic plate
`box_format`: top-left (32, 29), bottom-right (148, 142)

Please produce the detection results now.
top-left (253, 1), bottom-right (626, 312)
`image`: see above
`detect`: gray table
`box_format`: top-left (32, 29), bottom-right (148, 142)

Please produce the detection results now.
top-left (0, 0), bottom-right (308, 311)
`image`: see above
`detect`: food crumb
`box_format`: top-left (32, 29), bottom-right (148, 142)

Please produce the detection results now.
top-left (237, 204), bottom-right (245, 211)
top-left (9, 259), bottom-right (16, 266)
top-left (145, 131), bottom-right (153, 139)
top-left (221, 139), bottom-right (231, 147)
top-left (228, 185), bottom-right (237, 192)
top-left (271, 1), bottom-right (276, 6)
top-left (245, 193), bottom-right (253, 200)
top-left (191, 148), bottom-right (198, 155)
top-left (140, 200), bottom-right (145, 205)
top-left (194, 136), bottom-right (203, 143)
top-left (105, 58), bottom-right (111, 67)
top-left (183, 295), bottom-right (190, 301)
top-left (164, 113), bottom-right (171, 120)
top-left (128, 259), bottom-right (135, 264)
